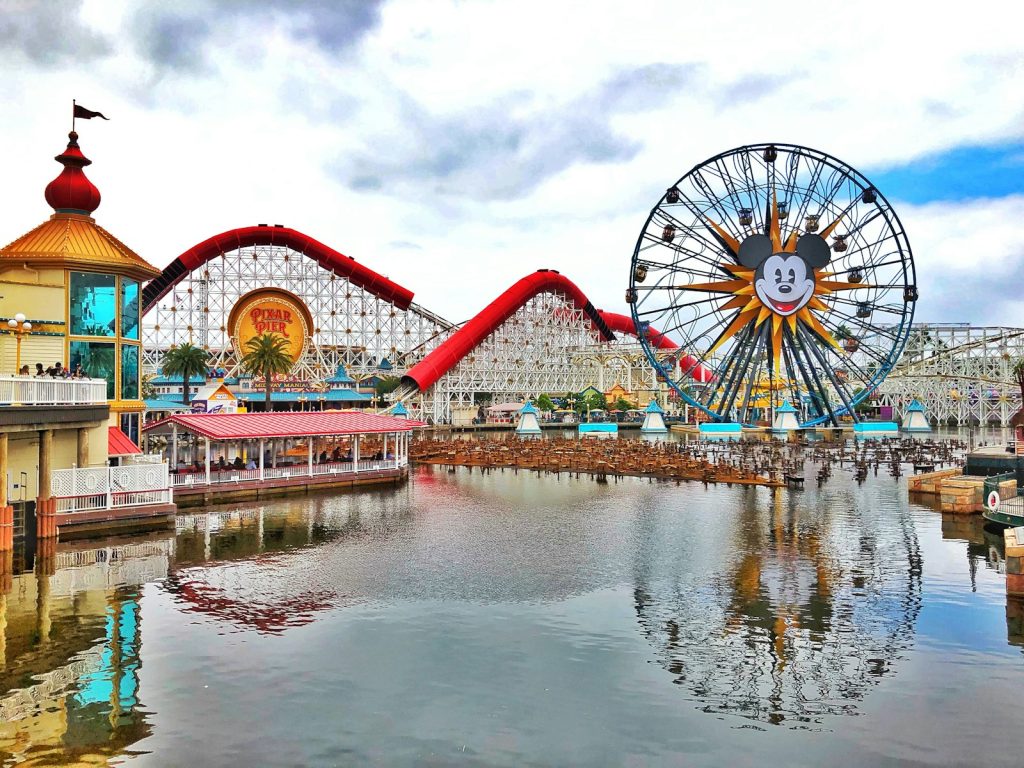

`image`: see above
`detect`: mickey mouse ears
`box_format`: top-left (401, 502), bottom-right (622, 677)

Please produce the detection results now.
top-left (736, 233), bottom-right (831, 269)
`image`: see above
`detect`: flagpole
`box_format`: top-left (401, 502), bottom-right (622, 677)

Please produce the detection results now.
top-left (72, 99), bottom-right (76, 133)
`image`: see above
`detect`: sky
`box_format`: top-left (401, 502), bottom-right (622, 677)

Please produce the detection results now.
top-left (1, 0), bottom-right (1022, 327)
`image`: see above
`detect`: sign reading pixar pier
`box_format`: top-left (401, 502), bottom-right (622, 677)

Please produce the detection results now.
top-left (228, 288), bottom-right (314, 365)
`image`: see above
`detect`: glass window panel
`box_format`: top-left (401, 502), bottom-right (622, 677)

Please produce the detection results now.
top-left (70, 341), bottom-right (115, 399)
top-left (121, 344), bottom-right (139, 400)
top-left (120, 412), bottom-right (140, 445)
top-left (70, 272), bottom-right (116, 337)
top-left (121, 279), bottom-right (140, 340)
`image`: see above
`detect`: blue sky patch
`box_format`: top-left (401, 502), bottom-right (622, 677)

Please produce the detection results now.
top-left (868, 142), bottom-right (1024, 204)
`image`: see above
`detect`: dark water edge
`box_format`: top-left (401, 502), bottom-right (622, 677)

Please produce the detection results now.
top-left (1, 433), bottom-right (1022, 767)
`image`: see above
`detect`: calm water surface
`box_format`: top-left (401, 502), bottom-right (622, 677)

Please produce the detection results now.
top-left (1, 438), bottom-right (1022, 766)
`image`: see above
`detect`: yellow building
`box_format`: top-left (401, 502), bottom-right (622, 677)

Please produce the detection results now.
top-left (0, 130), bottom-right (161, 444)
top-left (0, 131), bottom-right (172, 536)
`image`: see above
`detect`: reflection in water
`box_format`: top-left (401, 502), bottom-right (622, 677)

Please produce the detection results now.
top-left (164, 492), bottom-right (407, 634)
top-left (634, 486), bottom-right (922, 727)
top-left (2, 451), bottom-right (1023, 765)
top-left (1, 539), bottom-right (171, 764)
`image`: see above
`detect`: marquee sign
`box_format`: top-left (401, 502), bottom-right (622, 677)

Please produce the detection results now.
top-left (228, 288), bottom-right (313, 366)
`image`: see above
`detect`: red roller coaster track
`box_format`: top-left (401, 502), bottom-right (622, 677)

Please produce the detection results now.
top-left (401, 270), bottom-right (614, 392)
top-left (142, 227), bottom-right (712, 391)
top-left (141, 225), bottom-right (414, 314)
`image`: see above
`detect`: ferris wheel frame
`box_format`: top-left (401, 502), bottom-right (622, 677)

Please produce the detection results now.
top-left (629, 142), bottom-right (917, 428)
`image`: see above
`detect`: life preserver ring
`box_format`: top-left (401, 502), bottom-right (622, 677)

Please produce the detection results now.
top-left (987, 490), bottom-right (1000, 512)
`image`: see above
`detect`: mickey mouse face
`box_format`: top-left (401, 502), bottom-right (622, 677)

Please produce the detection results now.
top-left (738, 232), bottom-right (831, 317)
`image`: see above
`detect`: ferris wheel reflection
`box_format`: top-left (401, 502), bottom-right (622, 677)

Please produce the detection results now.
top-left (633, 487), bottom-right (923, 727)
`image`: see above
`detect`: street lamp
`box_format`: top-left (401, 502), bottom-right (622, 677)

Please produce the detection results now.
top-left (6, 313), bottom-right (33, 372)
top-left (298, 392), bottom-right (308, 412)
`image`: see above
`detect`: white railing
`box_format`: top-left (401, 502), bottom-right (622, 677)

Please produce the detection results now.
top-left (52, 462), bottom-right (172, 513)
top-left (167, 459), bottom-right (401, 489)
top-left (0, 375), bottom-right (107, 406)
top-left (312, 461), bottom-right (355, 475)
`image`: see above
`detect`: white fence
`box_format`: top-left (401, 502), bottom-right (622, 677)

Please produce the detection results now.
top-left (169, 459), bottom-right (399, 488)
top-left (52, 462), bottom-right (172, 513)
top-left (0, 375), bottom-right (107, 405)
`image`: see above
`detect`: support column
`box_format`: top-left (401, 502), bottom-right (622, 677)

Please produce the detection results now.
top-left (0, 434), bottom-right (7, 508)
top-left (383, 433), bottom-right (388, 464)
top-left (259, 439), bottom-right (265, 481)
top-left (38, 429), bottom-right (52, 499)
top-left (171, 424), bottom-right (178, 469)
top-left (204, 438), bottom-right (211, 485)
top-left (353, 435), bottom-right (360, 472)
top-left (0, 433), bottom-right (11, 552)
top-left (77, 427), bottom-right (89, 468)
top-left (307, 439), bottom-right (313, 477)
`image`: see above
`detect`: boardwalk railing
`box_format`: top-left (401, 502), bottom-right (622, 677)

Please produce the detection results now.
top-left (169, 459), bottom-right (399, 488)
top-left (51, 462), bottom-right (172, 513)
top-left (0, 375), bottom-right (107, 406)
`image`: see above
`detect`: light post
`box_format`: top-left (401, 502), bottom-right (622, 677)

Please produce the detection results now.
top-left (318, 393), bottom-right (326, 411)
top-left (6, 313), bottom-right (33, 372)
top-left (298, 392), bottom-right (308, 412)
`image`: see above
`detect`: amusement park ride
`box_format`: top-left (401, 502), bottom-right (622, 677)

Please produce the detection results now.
top-left (142, 142), bottom-right (992, 427)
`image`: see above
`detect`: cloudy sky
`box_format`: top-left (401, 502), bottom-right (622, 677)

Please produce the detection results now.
top-left (1, 0), bottom-right (1022, 326)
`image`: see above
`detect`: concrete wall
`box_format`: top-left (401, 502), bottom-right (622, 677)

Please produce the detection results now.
top-left (907, 468), bottom-right (962, 494)
top-left (908, 468), bottom-right (1016, 514)
top-left (4, 425), bottom-right (106, 502)
top-left (1005, 528), bottom-right (1024, 598)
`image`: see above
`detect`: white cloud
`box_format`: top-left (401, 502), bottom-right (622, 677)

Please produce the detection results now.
top-left (1, 0), bottom-right (1022, 326)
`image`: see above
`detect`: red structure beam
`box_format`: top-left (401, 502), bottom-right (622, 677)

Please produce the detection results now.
top-left (141, 225), bottom-right (415, 313)
top-left (402, 270), bottom-right (614, 393)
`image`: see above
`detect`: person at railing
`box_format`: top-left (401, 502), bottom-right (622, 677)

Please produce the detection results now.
top-left (34, 363), bottom-right (45, 377)
top-left (72, 364), bottom-right (87, 378)
top-left (18, 364), bottom-right (29, 375)
top-left (246, 457), bottom-right (257, 470)
top-left (217, 456), bottom-right (227, 470)
top-left (232, 456), bottom-right (243, 469)
top-left (331, 446), bottom-right (342, 461)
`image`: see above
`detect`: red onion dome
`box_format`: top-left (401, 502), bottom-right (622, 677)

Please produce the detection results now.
top-left (44, 131), bottom-right (101, 215)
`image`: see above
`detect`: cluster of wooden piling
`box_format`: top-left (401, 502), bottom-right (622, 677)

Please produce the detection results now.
top-left (410, 434), bottom-right (968, 489)
top-left (410, 436), bottom-right (782, 486)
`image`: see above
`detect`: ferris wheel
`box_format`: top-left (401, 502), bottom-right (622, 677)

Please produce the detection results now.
top-left (628, 143), bottom-right (917, 427)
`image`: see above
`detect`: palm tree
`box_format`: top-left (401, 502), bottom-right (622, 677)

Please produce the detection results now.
top-left (162, 343), bottom-right (209, 405)
top-left (240, 333), bottom-right (292, 411)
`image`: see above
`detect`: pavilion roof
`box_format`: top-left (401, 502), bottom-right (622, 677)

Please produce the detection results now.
top-left (143, 411), bottom-right (423, 440)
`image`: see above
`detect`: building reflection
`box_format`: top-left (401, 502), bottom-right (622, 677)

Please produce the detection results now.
top-left (633, 487), bottom-right (923, 726)
top-left (164, 491), bottom-right (407, 634)
top-left (0, 493), bottom-right (402, 760)
top-left (939, 513), bottom-right (1024, 651)
top-left (0, 537), bottom-right (172, 763)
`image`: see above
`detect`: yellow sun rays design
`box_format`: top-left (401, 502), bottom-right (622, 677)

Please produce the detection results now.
top-left (682, 196), bottom-right (869, 377)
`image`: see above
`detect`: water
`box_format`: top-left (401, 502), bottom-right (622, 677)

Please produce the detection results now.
top-left (1, 450), bottom-right (1022, 766)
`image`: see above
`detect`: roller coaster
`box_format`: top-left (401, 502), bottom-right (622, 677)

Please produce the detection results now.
top-left (141, 225), bottom-right (700, 423)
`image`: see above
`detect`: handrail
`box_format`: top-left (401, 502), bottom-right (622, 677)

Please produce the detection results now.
top-left (0, 375), bottom-right (107, 405)
top-left (983, 472), bottom-right (1017, 510)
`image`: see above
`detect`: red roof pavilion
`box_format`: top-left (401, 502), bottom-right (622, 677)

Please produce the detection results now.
top-left (143, 411), bottom-right (422, 441)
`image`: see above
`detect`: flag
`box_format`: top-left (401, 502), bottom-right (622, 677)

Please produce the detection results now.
top-left (73, 104), bottom-right (109, 120)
